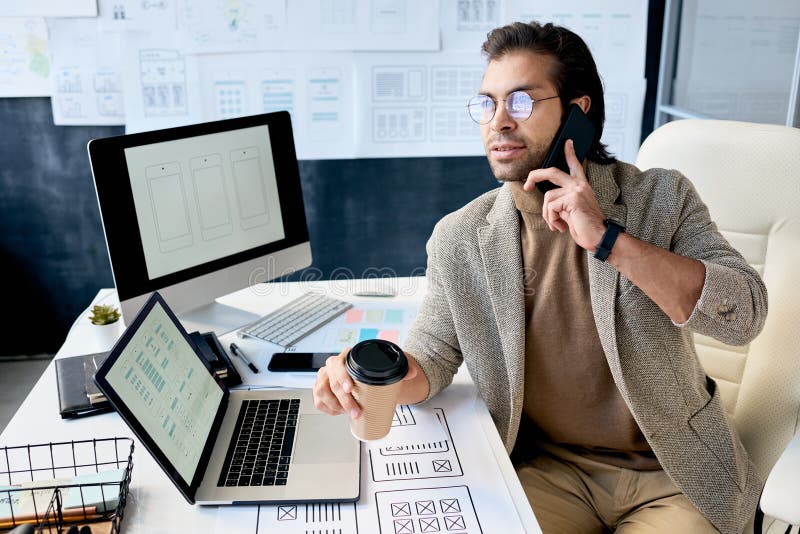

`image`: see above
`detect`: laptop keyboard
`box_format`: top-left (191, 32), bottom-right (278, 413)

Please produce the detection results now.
top-left (218, 398), bottom-right (300, 487)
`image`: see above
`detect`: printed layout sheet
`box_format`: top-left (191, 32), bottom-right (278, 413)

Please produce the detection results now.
top-left (47, 18), bottom-right (125, 125)
top-left (196, 52), bottom-right (355, 159)
top-left (673, 0), bottom-right (800, 124)
top-left (211, 384), bottom-right (538, 533)
top-left (0, 18), bottom-right (51, 97)
top-left (354, 52), bottom-right (487, 158)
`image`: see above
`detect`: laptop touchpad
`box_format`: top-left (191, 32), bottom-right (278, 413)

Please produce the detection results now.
top-left (293, 415), bottom-right (357, 464)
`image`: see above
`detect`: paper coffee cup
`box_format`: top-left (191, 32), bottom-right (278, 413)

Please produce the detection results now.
top-left (345, 339), bottom-right (408, 441)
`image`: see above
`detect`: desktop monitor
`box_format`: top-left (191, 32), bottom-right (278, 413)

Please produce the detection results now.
top-left (88, 111), bottom-right (312, 333)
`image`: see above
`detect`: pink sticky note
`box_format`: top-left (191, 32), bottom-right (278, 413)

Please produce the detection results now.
top-left (378, 330), bottom-right (399, 343)
top-left (345, 309), bottom-right (364, 323)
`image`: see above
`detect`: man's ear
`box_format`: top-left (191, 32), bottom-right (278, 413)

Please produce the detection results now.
top-left (569, 95), bottom-right (591, 114)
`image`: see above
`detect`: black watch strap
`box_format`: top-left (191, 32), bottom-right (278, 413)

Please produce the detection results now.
top-left (594, 219), bottom-right (625, 262)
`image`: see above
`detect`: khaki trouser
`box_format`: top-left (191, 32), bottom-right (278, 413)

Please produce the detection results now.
top-left (516, 443), bottom-right (719, 533)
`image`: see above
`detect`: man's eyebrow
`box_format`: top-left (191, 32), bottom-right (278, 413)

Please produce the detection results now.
top-left (478, 85), bottom-right (542, 97)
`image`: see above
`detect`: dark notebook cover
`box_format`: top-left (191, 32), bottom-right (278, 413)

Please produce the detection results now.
top-left (55, 352), bottom-right (114, 419)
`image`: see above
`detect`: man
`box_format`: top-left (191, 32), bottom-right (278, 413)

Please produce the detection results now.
top-left (313, 21), bottom-right (767, 534)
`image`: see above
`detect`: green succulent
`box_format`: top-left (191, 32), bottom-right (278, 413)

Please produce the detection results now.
top-left (89, 304), bottom-right (121, 325)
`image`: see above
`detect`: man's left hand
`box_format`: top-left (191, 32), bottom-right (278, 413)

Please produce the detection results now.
top-left (524, 139), bottom-right (607, 251)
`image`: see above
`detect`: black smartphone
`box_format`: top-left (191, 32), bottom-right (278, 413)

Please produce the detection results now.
top-left (267, 352), bottom-right (337, 372)
top-left (536, 103), bottom-right (596, 193)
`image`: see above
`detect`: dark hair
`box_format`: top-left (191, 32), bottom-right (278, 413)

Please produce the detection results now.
top-left (482, 21), bottom-right (616, 164)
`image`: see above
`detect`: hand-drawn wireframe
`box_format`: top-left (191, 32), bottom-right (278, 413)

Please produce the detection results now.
top-left (229, 146), bottom-right (271, 230)
top-left (189, 154), bottom-right (233, 241)
top-left (145, 162), bottom-right (194, 253)
top-left (376, 485), bottom-right (483, 533)
top-left (214, 79), bottom-right (246, 119)
top-left (392, 405), bottom-right (416, 426)
top-left (257, 502), bottom-right (359, 533)
top-left (370, 408), bottom-right (463, 481)
top-left (139, 49), bottom-right (188, 117)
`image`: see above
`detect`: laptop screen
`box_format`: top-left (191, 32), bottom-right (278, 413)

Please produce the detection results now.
top-left (103, 300), bottom-right (224, 482)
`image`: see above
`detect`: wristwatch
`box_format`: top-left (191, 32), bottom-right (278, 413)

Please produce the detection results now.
top-left (593, 219), bottom-right (625, 261)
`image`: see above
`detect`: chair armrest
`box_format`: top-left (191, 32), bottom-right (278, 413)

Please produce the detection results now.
top-left (761, 431), bottom-right (800, 525)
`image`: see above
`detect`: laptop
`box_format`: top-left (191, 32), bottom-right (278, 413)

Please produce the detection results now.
top-left (94, 292), bottom-right (360, 505)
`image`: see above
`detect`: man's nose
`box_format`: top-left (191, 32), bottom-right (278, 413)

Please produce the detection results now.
top-left (490, 102), bottom-right (516, 132)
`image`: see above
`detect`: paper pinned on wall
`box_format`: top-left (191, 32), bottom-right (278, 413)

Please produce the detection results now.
top-left (440, 0), bottom-right (505, 51)
top-left (0, 1), bottom-right (97, 18)
top-left (0, 18), bottom-right (51, 97)
top-left (47, 18), bottom-right (126, 125)
top-left (97, 0), bottom-right (178, 32)
top-left (176, 0), bottom-right (288, 54)
top-left (286, 0), bottom-right (441, 51)
top-left (195, 51), bottom-right (356, 159)
top-left (354, 52), bottom-right (486, 158)
top-left (122, 31), bottom-right (204, 134)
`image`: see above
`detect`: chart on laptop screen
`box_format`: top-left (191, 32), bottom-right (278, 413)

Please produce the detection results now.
top-left (105, 301), bottom-right (223, 482)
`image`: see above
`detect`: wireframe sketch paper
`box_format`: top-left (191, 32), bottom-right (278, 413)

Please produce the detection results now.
top-left (211, 384), bottom-right (539, 533)
top-left (47, 18), bottom-right (125, 125)
top-left (0, 18), bottom-right (51, 97)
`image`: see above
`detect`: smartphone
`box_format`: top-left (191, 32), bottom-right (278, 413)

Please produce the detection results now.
top-left (267, 352), bottom-right (337, 372)
top-left (536, 103), bottom-right (597, 193)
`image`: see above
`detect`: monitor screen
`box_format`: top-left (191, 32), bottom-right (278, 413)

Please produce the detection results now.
top-left (103, 300), bottom-right (224, 482)
top-left (123, 125), bottom-right (285, 280)
top-left (89, 112), bottom-right (311, 316)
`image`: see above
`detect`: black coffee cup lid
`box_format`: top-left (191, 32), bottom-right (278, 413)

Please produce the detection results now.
top-left (346, 339), bottom-right (408, 385)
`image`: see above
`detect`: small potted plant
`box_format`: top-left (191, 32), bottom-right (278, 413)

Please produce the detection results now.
top-left (89, 304), bottom-right (123, 345)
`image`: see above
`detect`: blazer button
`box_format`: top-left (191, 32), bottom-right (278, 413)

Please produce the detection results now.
top-left (717, 300), bottom-right (736, 321)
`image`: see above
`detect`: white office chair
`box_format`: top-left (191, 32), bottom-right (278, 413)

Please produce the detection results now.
top-left (635, 119), bottom-right (800, 533)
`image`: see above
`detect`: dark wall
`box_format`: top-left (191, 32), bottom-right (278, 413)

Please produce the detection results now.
top-left (0, 1), bottom-right (664, 355)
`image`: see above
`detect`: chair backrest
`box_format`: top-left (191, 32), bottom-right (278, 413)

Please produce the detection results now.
top-left (635, 119), bottom-right (800, 482)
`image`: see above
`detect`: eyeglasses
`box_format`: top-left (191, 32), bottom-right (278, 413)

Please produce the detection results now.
top-left (466, 92), bottom-right (560, 124)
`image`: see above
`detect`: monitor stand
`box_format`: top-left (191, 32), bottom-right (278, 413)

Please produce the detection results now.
top-left (177, 301), bottom-right (261, 336)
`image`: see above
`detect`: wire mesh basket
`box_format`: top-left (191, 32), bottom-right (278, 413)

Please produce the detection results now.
top-left (0, 437), bottom-right (133, 533)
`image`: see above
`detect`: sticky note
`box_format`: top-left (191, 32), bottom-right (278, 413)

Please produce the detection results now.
top-left (378, 330), bottom-right (399, 343)
top-left (358, 328), bottom-right (380, 342)
top-left (365, 310), bottom-right (384, 323)
top-left (345, 309), bottom-right (363, 323)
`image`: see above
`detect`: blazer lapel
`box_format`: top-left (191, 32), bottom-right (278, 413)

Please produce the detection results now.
top-left (586, 162), bottom-right (628, 380)
top-left (477, 184), bottom-right (526, 441)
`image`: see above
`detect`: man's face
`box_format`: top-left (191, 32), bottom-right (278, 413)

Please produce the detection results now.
top-left (479, 51), bottom-right (564, 182)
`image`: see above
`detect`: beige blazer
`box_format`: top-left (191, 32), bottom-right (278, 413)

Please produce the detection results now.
top-left (405, 160), bottom-right (768, 534)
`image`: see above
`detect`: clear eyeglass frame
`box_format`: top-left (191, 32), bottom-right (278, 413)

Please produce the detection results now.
top-left (466, 92), bottom-right (560, 124)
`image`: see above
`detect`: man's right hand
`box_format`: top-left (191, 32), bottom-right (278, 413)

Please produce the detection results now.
top-left (312, 346), bottom-right (426, 418)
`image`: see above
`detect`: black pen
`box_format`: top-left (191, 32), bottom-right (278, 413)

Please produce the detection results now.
top-left (230, 343), bottom-right (259, 373)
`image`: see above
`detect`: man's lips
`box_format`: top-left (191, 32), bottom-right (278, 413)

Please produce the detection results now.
top-left (490, 143), bottom-right (526, 159)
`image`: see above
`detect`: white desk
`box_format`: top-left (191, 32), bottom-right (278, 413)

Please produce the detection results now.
top-left (0, 278), bottom-right (539, 533)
